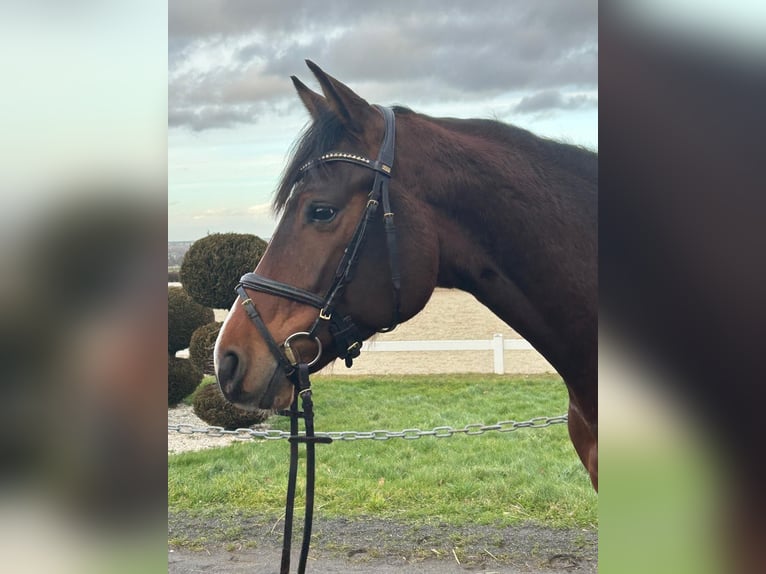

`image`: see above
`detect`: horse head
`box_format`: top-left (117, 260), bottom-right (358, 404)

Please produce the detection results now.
top-left (214, 61), bottom-right (438, 410)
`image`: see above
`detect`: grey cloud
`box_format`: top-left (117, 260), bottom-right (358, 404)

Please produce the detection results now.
top-left (169, 0), bottom-right (596, 130)
top-left (168, 102), bottom-right (272, 131)
top-left (513, 90), bottom-right (598, 114)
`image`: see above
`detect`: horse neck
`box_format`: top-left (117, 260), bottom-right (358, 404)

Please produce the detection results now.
top-left (401, 117), bottom-right (597, 382)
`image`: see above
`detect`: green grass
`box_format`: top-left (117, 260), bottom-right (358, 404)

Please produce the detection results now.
top-left (169, 374), bottom-right (596, 528)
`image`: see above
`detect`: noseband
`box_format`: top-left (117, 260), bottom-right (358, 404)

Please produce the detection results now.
top-left (233, 105), bottom-right (400, 574)
top-left (236, 104), bottom-right (400, 373)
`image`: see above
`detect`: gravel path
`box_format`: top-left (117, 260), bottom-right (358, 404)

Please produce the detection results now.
top-left (168, 404), bottom-right (256, 453)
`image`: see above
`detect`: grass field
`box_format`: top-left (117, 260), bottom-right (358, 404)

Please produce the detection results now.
top-left (169, 374), bottom-right (596, 530)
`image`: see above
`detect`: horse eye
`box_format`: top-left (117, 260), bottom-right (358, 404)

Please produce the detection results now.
top-left (309, 205), bottom-right (337, 223)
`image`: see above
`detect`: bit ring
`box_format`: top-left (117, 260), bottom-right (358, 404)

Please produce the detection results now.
top-left (283, 332), bottom-right (322, 367)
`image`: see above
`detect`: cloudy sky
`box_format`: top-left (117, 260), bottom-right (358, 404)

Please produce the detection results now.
top-left (168, 0), bottom-right (598, 241)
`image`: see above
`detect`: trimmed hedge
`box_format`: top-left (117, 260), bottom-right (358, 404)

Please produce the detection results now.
top-left (192, 380), bottom-right (270, 430)
top-left (168, 286), bottom-right (214, 354)
top-left (180, 233), bottom-right (267, 309)
top-left (168, 356), bottom-right (202, 406)
top-left (189, 321), bottom-right (222, 375)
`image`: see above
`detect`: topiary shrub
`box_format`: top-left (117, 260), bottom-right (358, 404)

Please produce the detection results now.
top-left (180, 233), bottom-right (267, 309)
top-left (168, 356), bottom-right (202, 406)
top-left (189, 321), bottom-right (222, 375)
top-left (192, 380), bottom-right (270, 430)
top-left (168, 286), bottom-right (214, 354)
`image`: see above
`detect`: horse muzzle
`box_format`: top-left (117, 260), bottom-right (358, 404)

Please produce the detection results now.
top-left (216, 348), bottom-right (293, 411)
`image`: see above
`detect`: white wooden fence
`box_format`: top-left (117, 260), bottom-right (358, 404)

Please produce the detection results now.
top-left (361, 333), bottom-right (533, 375)
top-left (178, 334), bottom-right (535, 375)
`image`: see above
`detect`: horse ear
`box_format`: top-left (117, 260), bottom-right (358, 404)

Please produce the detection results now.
top-left (305, 60), bottom-right (374, 132)
top-left (291, 75), bottom-right (330, 119)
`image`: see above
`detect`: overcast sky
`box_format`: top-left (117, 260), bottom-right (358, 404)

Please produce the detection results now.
top-left (168, 0), bottom-right (598, 241)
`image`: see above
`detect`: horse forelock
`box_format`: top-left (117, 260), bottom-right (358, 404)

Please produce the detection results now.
top-left (274, 107), bottom-right (417, 214)
top-left (274, 111), bottom-right (348, 213)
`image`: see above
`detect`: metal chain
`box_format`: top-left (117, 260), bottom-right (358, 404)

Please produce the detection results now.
top-left (168, 415), bottom-right (568, 442)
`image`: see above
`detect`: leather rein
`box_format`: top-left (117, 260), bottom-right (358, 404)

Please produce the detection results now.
top-left (234, 105), bottom-right (400, 573)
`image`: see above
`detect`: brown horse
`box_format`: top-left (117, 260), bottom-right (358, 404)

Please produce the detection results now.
top-left (214, 61), bottom-right (598, 489)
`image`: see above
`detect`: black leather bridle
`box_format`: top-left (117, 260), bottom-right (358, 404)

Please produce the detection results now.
top-left (234, 105), bottom-right (400, 574)
top-left (236, 104), bottom-right (400, 373)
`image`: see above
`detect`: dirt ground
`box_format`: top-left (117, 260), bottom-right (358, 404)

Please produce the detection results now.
top-left (168, 512), bottom-right (596, 574)
top-left (172, 290), bottom-right (592, 572)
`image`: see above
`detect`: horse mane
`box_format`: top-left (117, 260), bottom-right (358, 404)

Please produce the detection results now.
top-left (273, 105), bottom-right (597, 213)
top-left (413, 109), bottom-right (598, 186)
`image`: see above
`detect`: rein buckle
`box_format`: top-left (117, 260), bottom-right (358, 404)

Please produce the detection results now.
top-left (347, 341), bottom-right (361, 354)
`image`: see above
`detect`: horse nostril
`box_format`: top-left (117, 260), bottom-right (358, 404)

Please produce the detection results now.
top-left (217, 351), bottom-right (243, 397)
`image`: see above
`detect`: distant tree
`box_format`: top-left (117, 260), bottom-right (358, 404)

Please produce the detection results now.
top-left (180, 233), bottom-right (267, 309)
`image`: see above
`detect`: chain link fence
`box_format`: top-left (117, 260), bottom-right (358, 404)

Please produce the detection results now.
top-left (168, 414), bottom-right (568, 442)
